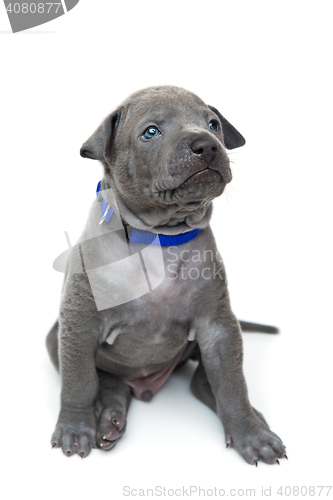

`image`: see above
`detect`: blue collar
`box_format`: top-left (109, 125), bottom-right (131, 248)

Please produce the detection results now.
top-left (96, 181), bottom-right (202, 247)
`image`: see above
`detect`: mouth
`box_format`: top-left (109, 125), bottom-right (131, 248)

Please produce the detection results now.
top-left (151, 163), bottom-right (226, 206)
top-left (181, 166), bottom-right (221, 186)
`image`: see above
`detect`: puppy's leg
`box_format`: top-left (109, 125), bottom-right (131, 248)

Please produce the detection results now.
top-left (51, 312), bottom-right (100, 458)
top-left (196, 311), bottom-right (286, 465)
top-left (95, 370), bottom-right (132, 451)
top-left (191, 358), bottom-right (269, 426)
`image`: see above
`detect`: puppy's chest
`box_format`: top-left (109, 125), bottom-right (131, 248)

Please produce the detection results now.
top-left (127, 273), bottom-right (201, 321)
top-left (105, 273), bottom-right (202, 340)
top-left (99, 260), bottom-right (219, 355)
top-left (86, 236), bottom-right (220, 314)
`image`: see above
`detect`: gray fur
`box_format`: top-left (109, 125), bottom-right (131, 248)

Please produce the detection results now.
top-left (47, 86), bottom-right (285, 464)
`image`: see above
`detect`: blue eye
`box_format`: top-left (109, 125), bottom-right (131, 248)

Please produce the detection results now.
top-left (209, 120), bottom-right (220, 132)
top-left (142, 126), bottom-right (161, 139)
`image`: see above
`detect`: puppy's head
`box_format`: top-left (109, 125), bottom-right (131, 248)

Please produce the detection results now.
top-left (80, 86), bottom-right (245, 234)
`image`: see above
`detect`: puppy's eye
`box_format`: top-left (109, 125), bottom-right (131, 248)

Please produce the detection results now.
top-left (209, 120), bottom-right (220, 132)
top-left (142, 126), bottom-right (161, 140)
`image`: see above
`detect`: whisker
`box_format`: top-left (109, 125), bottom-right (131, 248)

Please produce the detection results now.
top-left (224, 186), bottom-right (232, 206)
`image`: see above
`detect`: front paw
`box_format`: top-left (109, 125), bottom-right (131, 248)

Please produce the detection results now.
top-left (51, 407), bottom-right (96, 458)
top-left (226, 415), bottom-right (287, 465)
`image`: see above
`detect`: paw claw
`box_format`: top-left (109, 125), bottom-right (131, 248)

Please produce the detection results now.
top-left (253, 459), bottom-right (258, 467)
top-left (276, 459), bottom-right (280, 465)
top-left (226, 442), bottom-right (230, 448)
top-left (284, 454), bottom-right (288, 460)
top-left (52, 442), bottom-right (57, 449)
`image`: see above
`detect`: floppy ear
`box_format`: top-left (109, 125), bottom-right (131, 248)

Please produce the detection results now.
top-left (80, 110), bottom-right (120, 160)
top-left (208, 105), bottom-right (246, 150)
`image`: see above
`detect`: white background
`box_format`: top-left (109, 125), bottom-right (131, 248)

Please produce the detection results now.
top-left (1, 1), bottom-right (332, 499)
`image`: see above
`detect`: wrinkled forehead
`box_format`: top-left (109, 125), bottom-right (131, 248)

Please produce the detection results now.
top-left (121, 88), bottom-right (210, 129)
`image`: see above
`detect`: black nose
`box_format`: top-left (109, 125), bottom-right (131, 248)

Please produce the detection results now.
top-left (190, 136), bottom-right (218, 162)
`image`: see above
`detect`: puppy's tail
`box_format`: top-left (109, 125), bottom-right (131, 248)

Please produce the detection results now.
top-left (238, 320), bottom-right (279, 334)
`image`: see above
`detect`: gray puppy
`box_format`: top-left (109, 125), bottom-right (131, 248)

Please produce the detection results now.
top-left (47, 86), bottom-right (286, 465)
